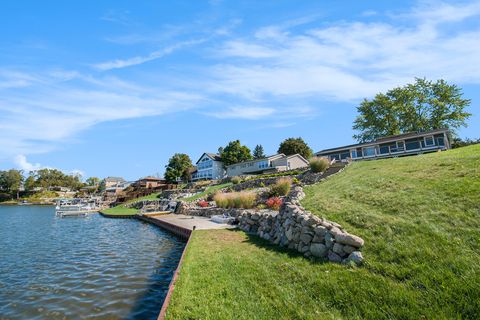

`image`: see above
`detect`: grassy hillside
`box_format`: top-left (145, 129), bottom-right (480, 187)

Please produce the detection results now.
top-left (166, 145), bottom-right (480, 319)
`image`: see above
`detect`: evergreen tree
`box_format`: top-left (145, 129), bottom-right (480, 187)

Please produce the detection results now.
top-left (253, 145), bottom-right (266, 159)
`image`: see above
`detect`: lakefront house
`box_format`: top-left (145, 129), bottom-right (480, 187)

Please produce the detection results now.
top-left (315, 128), bottom-right (451, 162)
top-left (191, 153), bottom-right (226, 181)
top-left (226, 153), bottom-right (309, 177)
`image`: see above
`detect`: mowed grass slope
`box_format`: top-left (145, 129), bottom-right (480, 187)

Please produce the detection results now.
top-left (166, 145), bottom-right (480, 319)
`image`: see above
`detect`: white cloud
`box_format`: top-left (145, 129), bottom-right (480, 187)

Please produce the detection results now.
top-left (207, 106), bottom-right (275, 120)
top-left (14, 155), bottom-right (43, 172)
top-left (211, 1), bottom-right (480, 101)
top-left (93, 39), bottom-right (206, 71)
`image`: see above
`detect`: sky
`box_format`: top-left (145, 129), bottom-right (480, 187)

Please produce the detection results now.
top-left (0, 0), bottom-right (479, 180)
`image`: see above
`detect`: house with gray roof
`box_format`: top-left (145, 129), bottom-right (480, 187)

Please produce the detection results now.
top-left (315, 128), bottom-right (451, 162)
top-left (226, 153), bottom-right (309, 177)
top-left (191, 153), bottom-right (225, 181)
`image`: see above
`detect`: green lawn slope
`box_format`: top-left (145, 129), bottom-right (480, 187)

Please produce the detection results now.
top-left (165, 145), bottom-right (480, 319)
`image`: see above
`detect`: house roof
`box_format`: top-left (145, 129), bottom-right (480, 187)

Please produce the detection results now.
top-left (226, 153), bottom-right (286, 168)
top-left (138, 176), bottom-right (164, 181)
top-left (104, 176), bottom-right (125, 182)
top-left (316, 128), bottom-right (449, 155)
top-left (196, 152), bottom-right (222, 164)
top-left (286, 153), bottom-right (309, 164)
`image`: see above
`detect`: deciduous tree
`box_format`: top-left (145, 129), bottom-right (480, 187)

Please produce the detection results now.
top-left (164, 153), bottom-right (193, 183)
top-left (278, 138), bottom-right (313, 159)
top-left (219, 140), bottom-right (252, 166)
top-left (353, 78), bottom-right (471, 142)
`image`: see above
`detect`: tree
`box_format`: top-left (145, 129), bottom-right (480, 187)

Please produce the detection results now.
top-left (86, 177), bottom-right (100, 186)
top-left (253, 145), bottom-right (266, 159)
top-left (164, 153), bottom-right (193, 183)
top-left (219, 140), bottom-right (252, 166)
top-left (0, 169), bottom-right (24, 199)
top-left (353, 78), bottom-right (472, 142)
top-left (24, 175), bottom-right (36, 192)
top-left (278, 137), bottom-right (313, 159)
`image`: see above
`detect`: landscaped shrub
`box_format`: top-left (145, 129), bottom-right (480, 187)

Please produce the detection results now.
top-left (266, 197), bottom-right (283, 211)
top-left (269, 177), bottom-right (292, 197)
top-left (230, 176), bottom-right (242, 185)
top-left (309, 157), bottom-right (330, 173)
top-left (292, 177), bottom-right (300, 185)
top-left (198, 200), bottom-right (209, 208)
top-left (214, 191), bottom-right (256, 209)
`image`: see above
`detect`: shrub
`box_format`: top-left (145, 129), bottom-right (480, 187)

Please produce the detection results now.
top-left (269, 177), bottom-right (292, 197)
top-left (198, 200), bottom-right (209, 208)
top-left (259, 182), bottom-right (266, 188)
top-left (230, 176), bottom-right (242, 185)
top-left (309, 157), bottom-right (330, 173)
top-left (266, 197), bottom-right (283, 211)
top-left (292, 177), bottom-right (300, 185)
top-left (214, 191), bottom-right (256, 209)
top-left (256, 204), bottom-right (267, 210)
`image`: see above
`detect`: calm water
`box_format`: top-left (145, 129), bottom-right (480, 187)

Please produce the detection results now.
top-left (0, 205), bottom-right (185, 320)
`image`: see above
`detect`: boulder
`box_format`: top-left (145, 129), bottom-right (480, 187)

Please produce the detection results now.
top-left (335, 233), bottom-right (364, 248)
top-left (310, 243), bottom-right (327, 257)
top-left (327, 251), bottom-right (342, 263)
top-left (300, 233), bottom-right (313, 244)
top-left (346, 251), bottom-right (364, 265)
top-left (343, 245), bottom-right (356, 255)
top-left (332, 243), bottom-right (344, 254)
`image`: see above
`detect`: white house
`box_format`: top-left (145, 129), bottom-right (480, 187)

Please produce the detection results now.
top-left (226, 153), bottom-right (309, 177)
top-left (191, 153), bottom-right (225, 181)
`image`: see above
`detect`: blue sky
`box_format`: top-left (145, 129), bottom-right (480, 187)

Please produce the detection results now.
top-left (0, 0), bottom-right (479, 180)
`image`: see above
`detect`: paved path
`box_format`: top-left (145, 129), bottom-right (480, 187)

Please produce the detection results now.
top-left (149, 214), bottom-right (235, 230)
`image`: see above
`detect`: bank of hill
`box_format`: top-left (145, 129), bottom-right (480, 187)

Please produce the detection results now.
top-left (165, 144), bottom-right (480, 319)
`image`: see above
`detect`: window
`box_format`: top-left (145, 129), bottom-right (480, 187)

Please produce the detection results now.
top-left (351, 150), bottom-right (357, 158)
top-left (396, 141), bottom-right (405, 151)
top-left (424, 136), bottom-right (434, 146)
top-left (363, 146), bottom-right (376, 157)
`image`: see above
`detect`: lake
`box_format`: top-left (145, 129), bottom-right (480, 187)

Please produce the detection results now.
top-left (0, 205), bottom-right (186, 319)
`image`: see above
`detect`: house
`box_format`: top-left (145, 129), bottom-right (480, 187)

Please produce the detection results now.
top-left (226, 153), bottom-right (309, 177)
top-left (315, 128), bottom-right (451, 162)
top-left (191, 153), bottom-right (225, 181)
top-left (102, 176), bottom-right (126, 188)
top-left (135, 176), bottom-right (166, 189)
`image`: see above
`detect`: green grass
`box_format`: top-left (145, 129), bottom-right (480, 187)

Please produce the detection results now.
top-left (165, 145), bottom-right (480, 319)
top-left (180, 183), bottom-right (232, 202)
top-left (101, 192), bottom-right (160, 216)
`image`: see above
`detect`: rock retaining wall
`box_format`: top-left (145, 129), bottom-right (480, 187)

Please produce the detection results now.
top-left (236, 186), bottom-right (364, 264)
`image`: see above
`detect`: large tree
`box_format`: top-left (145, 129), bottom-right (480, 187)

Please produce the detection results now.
top-left (278, 137), bottom-right (313, 159)
top-left (220, 140), bottom-right (252, 166)
top-left (164, 153), bottom-right (193, 183)
top-left (0, 169), bottom-right (24, 199)
top-left (353, 78), bottom-right (472, 142)
top-left (86, 177), bottom-right (100, 186)
top-left (253, 144), bottom-right (266, 159)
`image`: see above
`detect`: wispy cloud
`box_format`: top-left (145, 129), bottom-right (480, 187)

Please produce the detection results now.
top-left (0, 70), bottom-right (203, 159)
top-left (93, 39), bottom-right (206, 71)
top-left (206, 106), bottom-right (275, 119)
top-left (211, 1), bottom-right (480, 101)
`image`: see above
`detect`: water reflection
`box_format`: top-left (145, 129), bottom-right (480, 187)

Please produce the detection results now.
top-left (0, 206), bottom-right (185, 319)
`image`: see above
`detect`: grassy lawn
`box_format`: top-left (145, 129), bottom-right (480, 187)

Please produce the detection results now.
top-left (101, 192), bottom-right (160, 216)
top-left (165, 145), bottom-right (480, 319)
top-left (180, 183), bottom-right (232, 202)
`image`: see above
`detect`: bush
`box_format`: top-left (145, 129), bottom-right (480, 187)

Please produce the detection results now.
top-left (214, 191), bottom-right (256, 209)
top-left (230, 176), bottom-right (242, 185)
top-left (292, 177), bottom-right (300, 185)
top-left (266, 197), bottom-right (283, 211)
top-left (269, 177), bottom-right (292, 197)
top-left (309, 157), bottom-right (330, 173)
top-left (198, 200), bottom-right (209, 208)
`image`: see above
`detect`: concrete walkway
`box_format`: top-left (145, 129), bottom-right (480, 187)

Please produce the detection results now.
top-left (149, 214), bottom-right (235, 230)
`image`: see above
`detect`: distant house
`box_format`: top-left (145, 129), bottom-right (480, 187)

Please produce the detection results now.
top-left (191, 153), bottom-right (225, 181)
top-left (315, 128), bottom-right (451, 162)
top-left (226, 153), bottom-right (309, 177)
top-left (102, 177), bottom-right (126, 188)
top-left (135, 176), bottom-right (166, 189)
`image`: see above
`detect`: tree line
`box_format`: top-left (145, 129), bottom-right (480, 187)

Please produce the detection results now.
top-left (0, 169), bottom-right (99, 200)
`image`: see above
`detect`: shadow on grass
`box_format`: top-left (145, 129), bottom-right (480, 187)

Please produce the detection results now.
top-left (225, 228), bottom-right (330, 265)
